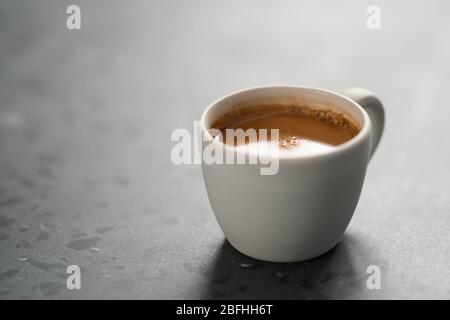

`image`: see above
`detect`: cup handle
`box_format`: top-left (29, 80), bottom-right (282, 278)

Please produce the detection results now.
top-left (343, 87), bottom-right (385, 158)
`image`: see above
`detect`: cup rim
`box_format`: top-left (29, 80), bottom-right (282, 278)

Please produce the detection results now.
top-left (200, 85), bottom-right (371, 160)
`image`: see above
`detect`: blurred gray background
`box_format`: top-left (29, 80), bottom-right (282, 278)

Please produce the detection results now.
top-left (0, 0), bottom-right (449, 299)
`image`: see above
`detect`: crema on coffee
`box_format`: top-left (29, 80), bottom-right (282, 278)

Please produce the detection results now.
top-left (211, 104), bottom-right (360, 155)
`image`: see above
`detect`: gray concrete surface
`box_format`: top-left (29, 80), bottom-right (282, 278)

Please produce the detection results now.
top-left (0, 0), bottom-right (449, 299)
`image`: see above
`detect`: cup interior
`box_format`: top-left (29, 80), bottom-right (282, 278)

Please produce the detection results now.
top-left (201, 86), bottom-right (370, 156)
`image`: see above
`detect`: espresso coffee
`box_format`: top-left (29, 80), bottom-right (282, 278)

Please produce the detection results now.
top-left (211, 104), bottom-right (360, 154)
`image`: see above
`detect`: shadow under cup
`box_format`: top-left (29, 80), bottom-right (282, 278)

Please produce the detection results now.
top-left (201, 86), bottom-right (372, 262)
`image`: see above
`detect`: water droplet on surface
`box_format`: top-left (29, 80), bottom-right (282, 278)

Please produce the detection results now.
top-left (36, 231), bottom-right (50, 241)
top-left (0, 269), bottom-right (19, 280)
top-left (239, 262), bottom-right (263, 270)
top-left (16, 240), bottom-right (33, 249)
top-left (276, 272), bottom-right (289, 284)
top-left (95, 226), bottom-right (114, 234)
top-left (39, 281), bottom-right (64, 296)
top-left (27, 258), bottom-right (64, 272)
top-left (65, 237), bottom-right (101, 250)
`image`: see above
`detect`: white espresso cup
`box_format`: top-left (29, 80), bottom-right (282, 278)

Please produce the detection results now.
top-left (200, 86), bottom-right (384, 262)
